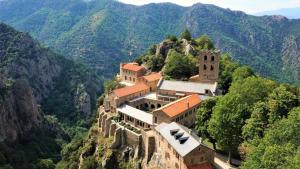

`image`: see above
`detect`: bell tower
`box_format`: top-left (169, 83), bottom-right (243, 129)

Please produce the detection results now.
top-left (198, 50), bottom-right (220, 83)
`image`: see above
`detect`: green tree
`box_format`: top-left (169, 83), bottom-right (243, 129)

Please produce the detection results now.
top-left (242, 102), bottom-right (269, 141)
top-left (218, 54), bottom-right (239, 94)
top-left (81, 157), bottom-right (99, 169)
top-left (208, 77), bottom-right (276, 162)
top-left (267, 85), bottom-right (298, 124)
top-left (36, 159), bottom-right (55, 169)
top-left (163, 50), bottom-right (197, 79)
top-left (148, 55), bottom-right (165, 72)
top-left (232, 66), bottom-right (255, 82)
top-left (195, 35), bottom-right (215, 50)
top-left (180, 29), bottom-right (192, 41)
top-left (195, 98), bottom-right (218, 149)
top-left (104, 76), bottom-right (123, 94)
top-left (242, 107), bottom-right (300, 169)
top-left (166, 35), bottom-right (178, 42)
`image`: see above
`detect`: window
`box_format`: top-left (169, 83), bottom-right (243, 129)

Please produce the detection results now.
top-left (205, 89), bottom-right (209, 94)
top-left (211, 65), bottom-right (214, 71)
top-left (204, 64), bottom-right (207, 70)
top-left (151, 104), bottom-right (155, 109)
top-left (168, 143), bottom-right (171, 149)
top-left (125, 76), bottom-right (127, 80)
top-left (204, 55), bottom-right (207, 61)
top-left (211, 56), bottom-right (215, 61)
top-left (176, 152), bottom-right (180, 159)
top-left (175, 163), bottom-right (179, 169)
top-left (154, 116), bottom-right (158, 123)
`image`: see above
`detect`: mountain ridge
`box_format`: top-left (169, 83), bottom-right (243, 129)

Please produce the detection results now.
top-left (0, 0), bottom-right (299, 85)
top-left (255, 7), bottom-right (300, 19)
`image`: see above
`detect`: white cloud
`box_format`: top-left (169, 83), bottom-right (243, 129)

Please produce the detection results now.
top-left (117, 0), bottom-right (300, 13)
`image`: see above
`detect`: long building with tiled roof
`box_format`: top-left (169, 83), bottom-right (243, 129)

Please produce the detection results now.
top-left (153, 94), bottom-right (201, 127)
top-left (106, 83), bottom-right (150, 111)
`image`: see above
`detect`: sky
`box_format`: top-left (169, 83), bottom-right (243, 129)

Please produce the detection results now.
top-left (117, 0), bottom-right (300, 14)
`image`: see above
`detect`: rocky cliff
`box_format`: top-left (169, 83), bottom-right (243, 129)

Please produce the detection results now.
top-left (0, 23), bottom-right (102, 168)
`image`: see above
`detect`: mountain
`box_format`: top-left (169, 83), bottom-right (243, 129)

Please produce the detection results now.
top-left (0, 0), bottom-right (299, 85)
top-left (255, 7), bottom-right (300, 19)
top-left (0, 23), bottom-right (102, 169)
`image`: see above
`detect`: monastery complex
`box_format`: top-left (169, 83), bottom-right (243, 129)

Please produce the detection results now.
top-left (98, 50), bottom-right (237, 169)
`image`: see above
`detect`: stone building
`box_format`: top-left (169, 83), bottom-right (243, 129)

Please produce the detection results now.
top-left (120, 63), bottom-right (146, 85)
top-left (197, 50), bottom-right (220, 83)
top-left (155, 122), bottom-right (214, 169)
top-left (153, 94), bottom-right (201, 127)
top-left (138, 72), bottom-right (161, 91)
top-left (106, 83), bottom-right (150, 112)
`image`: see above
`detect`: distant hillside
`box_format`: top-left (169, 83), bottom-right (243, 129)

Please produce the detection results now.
top-left (0, 23), bottom-right (102, 169)
top-left (0, 0), bottom-right (299, 85)
top-left (255, 7), bottom-right (300, 19)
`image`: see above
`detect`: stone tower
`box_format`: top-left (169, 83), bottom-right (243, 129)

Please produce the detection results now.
top-left (198, 50), bottom-right (220, 83)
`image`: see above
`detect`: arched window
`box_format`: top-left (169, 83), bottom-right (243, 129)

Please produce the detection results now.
top-left (144, 103), bottom-right (149, 108)
top-left (151, 104), bottom-right (155, 109)
top-left (211, 65), bottom-right (214, 71)
top-left (204, 64), bottom-right (207, 70)
top-left (211, 56), bottom-right (215, 61)
top-left (157, 104), bottom-right (161, 108)
top-left (204, 55), bottom-right (208, 61)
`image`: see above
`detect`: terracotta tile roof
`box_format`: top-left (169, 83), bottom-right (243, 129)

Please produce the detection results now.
top-left (113, 83), bottom-right (149, 98)
top-left (142, 72), bottom-right (161, 82)
top-left (122, 63), bottom-right (145, 72)
top-left (187, 163), bottom-right (213, 169)
top-left (157, 94), bottom-right (201, 117)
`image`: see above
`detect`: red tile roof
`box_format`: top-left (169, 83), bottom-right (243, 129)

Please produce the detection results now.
top-left (158, 94), bottom-right (201, 117)
top-left (187, 163), bottom-right (213, 169)
top-left (113, 83), bottom-right (149, 98)
top-left (142, 72), bottom-right (161, 82)
top-left (122, 63), bottom-right (145, 72)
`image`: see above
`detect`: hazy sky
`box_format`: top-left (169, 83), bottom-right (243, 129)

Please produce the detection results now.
top-left (117, 0), bottom-right (300, 14)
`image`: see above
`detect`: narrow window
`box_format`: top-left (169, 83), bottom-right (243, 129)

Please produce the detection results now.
top-left (204, 55), bottom-right (207, 61)
top-left (211, 56), bottom-right (215, 61)
top-left (211, 65), bottom-right (214, 71)
top-left (204, 64), bottom-right (207, 70)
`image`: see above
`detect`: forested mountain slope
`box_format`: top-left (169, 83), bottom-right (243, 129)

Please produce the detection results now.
top-left (0, 0), bottom-right (299, 85)
top-left (0, 23), bottom-right (102, 169)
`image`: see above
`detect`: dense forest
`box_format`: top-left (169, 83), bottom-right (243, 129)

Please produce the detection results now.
top-left (0, 0), bottom-right (299, 85)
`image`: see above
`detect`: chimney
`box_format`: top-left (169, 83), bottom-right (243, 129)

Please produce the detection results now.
top-left (187, 101), bottom-right (190, 108)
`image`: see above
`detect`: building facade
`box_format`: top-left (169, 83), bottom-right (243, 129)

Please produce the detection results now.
top-left (120, 63), bottom-right (147, 85)
top-left (155, 122), bottom-right (214, 169)
top-left (153, 94), bottom-right (201, 127)
top-left (106, 83), bottom-right (150, 112)
top-left (138, 72), bottom-right (161, 91)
